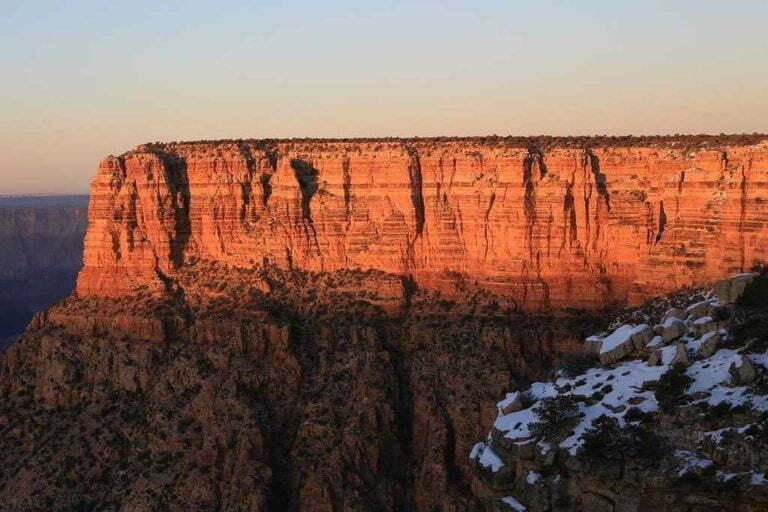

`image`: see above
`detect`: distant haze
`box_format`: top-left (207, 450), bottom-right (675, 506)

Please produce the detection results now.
top-left (2, 0), bottom-right (767, 195)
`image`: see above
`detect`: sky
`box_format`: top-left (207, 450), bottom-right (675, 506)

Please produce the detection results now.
top-left (1, 1), bottom-right (767, 195)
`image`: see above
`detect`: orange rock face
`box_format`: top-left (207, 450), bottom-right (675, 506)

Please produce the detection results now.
top-left (77, 138), bottom-right (768, 309)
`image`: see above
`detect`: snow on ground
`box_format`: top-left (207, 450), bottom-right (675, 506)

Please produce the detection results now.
top-left (704, 424), bottom-right (754, 444)
top-left (500, 496), bottom-right (527, 511)
top-left (526, 470), bottom-right (541, 485)
top-left (471, 442), bottom-right (504, 472)
top-left (750, 353), bottom-right (768, 369)
top-left (716, 470), bottom-right (768, 485)
top-left (479, 279), bottom-right (768, 478)
top-left (492, 342), bottom-right (768, 456)
top-left (674, 450), bottom-right (713, 476)
top-left (686, 349), bottom-right (768, 411)
top-left (494, 359), bottom-right (666, 454)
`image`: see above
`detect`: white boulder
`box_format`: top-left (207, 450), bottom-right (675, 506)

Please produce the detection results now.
top-left (654, 317), bottom-right (688, 343)
top-left (597, 325), bottom-right (636, 366)
top-left (692, 316), bottom-right (717, 338)
top-left (728, 356), bottom-right (757, 386)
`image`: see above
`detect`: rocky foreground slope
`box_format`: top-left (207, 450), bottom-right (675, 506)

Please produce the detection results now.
top-left (472, 272), bottom-right (768, 511)
top-left (78, 135), bottom-right (768, 309)
top-left (0, 263), bottom-right (604, 511)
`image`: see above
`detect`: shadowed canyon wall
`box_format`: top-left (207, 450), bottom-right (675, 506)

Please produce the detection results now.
top-left (0, 196), bottom-right (88, 348)
top-left (77, 138), bottom-right (768, 309)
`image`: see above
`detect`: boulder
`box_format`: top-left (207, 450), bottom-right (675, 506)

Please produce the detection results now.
top-left (691, 316), bottom-right (717, 338)
top-left (685, 299), bottom-right (716, 321)
top-left (664, 307), bottom-right (686, 321)
top-left (629, 324), bottom-right (654, 351)
top-left (597, 325), bottom-right (636, 366)
top-left (654, 317), bottom-right (688, 343)
top-left (698, 331), bottom-right (720, 358)
top-left (728, 356), bottom-right (757, 386)
top-left (671, 343), bottom-right (691, 366)
top-left (714, 273), bottom-right (756, 304)
top-left (646, 335), bottom-right (665, 351)
top-left (584, 335), bottom-right (604, 354)
top-left (649, 343), bottom-right (690, 367)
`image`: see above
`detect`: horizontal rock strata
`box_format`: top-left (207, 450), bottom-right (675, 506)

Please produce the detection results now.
top-left (76, 138), bottom-right (768, 310)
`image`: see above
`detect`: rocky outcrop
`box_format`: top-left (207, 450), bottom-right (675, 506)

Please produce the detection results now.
top-left (77, 137), bottom-right (768, 310)
top-left (472, 271), bottom-right (768, 511)
top-left (0, 262), bottom-right (605, 511)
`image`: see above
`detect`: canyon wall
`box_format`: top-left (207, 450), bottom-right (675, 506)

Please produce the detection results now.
top-left (0, 196), bottom-right (88, 346)
top-left (77, 138), bottom-right (768, 309)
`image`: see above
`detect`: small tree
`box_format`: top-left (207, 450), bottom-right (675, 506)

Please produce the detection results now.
top-left (654, 364), bottom-right (693, 413)
top-left (529, 395), bottom-right (580, 442)
top-left (578, 414), bottom-right (665, 465)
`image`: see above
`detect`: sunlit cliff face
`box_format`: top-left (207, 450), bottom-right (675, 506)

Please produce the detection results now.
top-left (77, 137), bottom-right (768, 311)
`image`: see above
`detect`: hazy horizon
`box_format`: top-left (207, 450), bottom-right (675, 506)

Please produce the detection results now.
top-left (2, 0), bottom-right (767, 195)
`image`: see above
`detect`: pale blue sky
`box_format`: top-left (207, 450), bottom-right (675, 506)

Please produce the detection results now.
top-left (1, 1), bottom-right (767, 194)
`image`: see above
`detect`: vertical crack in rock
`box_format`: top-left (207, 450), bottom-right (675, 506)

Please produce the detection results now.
top-left (260, 149), bottom-right (278, 207)
top-left (236, 142), bottom-right (256, 220)
top-left (403, 146), bottom-right (426, 267)
top-left (675, 171), bottom-right (685, 218)
top-left (483, 191), bottom-right (496, 261)
top-left (435, 157), bottom-right (444, 204)
top-left (587, 150), bottom-right (610, 211)
top-left (290, 158), bottom-right (322, 257)
top-left (404, 146), bottom-right (425, 238)
top-left (583, 166), bottom-right (593, 254)
top-left (378, 325), bottom-right (415, 512)
top-left (435, 396), bottom-right (470, 499)
top-left (655, 200), bottom-right (667, 243)
top-left (110, 231), bottom-right (121, 260)
top-left (740, 161), bottom-right (748, 271)
top-left (290, 158), bottom-right (319, 222)
top-left (260, 174), bottom-right (273, 207)
top-left (562, 181), bottom-right (577, 249)
top-left (585, 150), bottom-right (610, 253)
top-left (158, 152), bottom-right (191, 269)
top-left (342, 155), bottom-right (352, 219)
top-left (522, 148), bottom-right (546, 258)
top-left (449, 157), bottom-right (457, 194)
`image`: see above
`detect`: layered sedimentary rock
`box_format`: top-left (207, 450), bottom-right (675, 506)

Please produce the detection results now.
top-left (77, 138), bottom-right (768, 309)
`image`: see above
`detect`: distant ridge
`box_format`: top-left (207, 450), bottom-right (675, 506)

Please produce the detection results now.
top-left (0, 194), bottom-right (89, 209)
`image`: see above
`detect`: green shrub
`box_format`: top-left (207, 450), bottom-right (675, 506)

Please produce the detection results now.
top-left (529, 395), bottom-right (580, 442)
top-left (624, 406), bottom-right (652, 423)
top-left (737, 271), bottom-right (768, 309)
top-left (654, 364), bottom-right (693, 413)
top-left (578, 414), bottom-right (665, 464)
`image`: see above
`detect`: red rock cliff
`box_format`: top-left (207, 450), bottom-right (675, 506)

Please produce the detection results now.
top-left (77, 138), bottom-right (768, 309)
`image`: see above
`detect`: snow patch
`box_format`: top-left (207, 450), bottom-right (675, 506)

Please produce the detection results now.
top-left (674, 450), bottom-right (713, 476)
top-left (526, 470), bottom-right (541, 485)
top-left (500, 496), bottom-right (526, 511)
